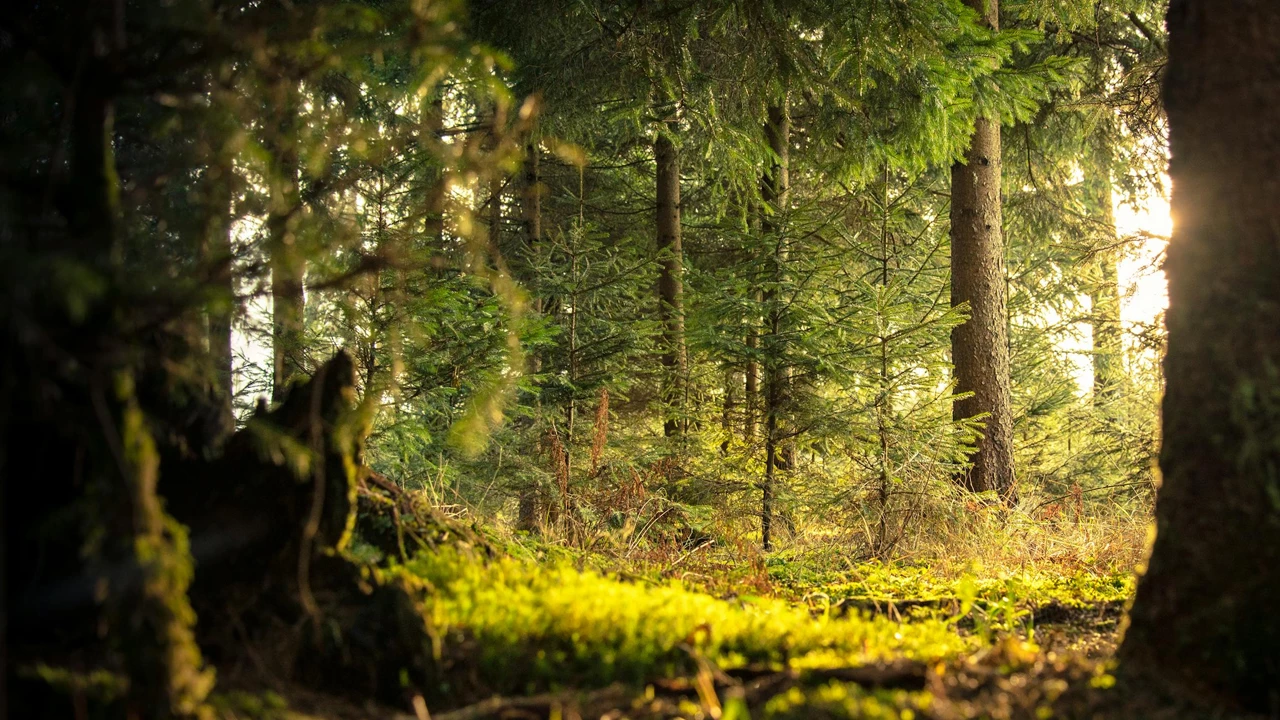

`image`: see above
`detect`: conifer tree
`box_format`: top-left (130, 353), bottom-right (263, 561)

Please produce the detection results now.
top-left (267, 88), bottom-right (306, 401)
top-left (950, 0), bottom-right (1017, 502)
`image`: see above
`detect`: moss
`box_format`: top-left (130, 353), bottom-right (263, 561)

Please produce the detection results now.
top-left (775, 561), bottom-right (1131, 626)
top-left (116, 370), bottom-right (216, 718)
top-left (23, 664), bottom-right (131, 703)
top-left (396, 548), bottom-right (976, 699)
top-left (762, 681), bottom-right (932, 720)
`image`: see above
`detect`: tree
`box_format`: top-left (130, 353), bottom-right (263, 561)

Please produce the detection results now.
top-left (656, 122), bottom-right (687, 439)
top-left (2, 1), bottom-right (514, 714)
top-left (950, 0), bottom-right (1016, 501)
top-left (1119, 0), bottom-right (1280, 710)
top-left (1086, 152), bottom-right (1124, 404)
top-left (199, 111), bottom-right (238, 429)
top-left (759, 101), bottom-right (790, 550)
top-left (266, 86), bottom-right (306, 402)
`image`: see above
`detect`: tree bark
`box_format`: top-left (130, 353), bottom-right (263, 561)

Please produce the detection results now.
top-left (655, 125), bottom-right (686, 439)
top-left (269, 87), bottom-right (304, 403)
top-left (1119, 1), bottom-right (1280, 710)
top-left (949, 0), bottom-right (1015, 502)
top-left (760, 102), bottom-right (790, 551)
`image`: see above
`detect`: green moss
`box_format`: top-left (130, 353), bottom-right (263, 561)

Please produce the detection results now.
top-left (208, 691), bottom-right (289, 720)
top-left (775, 561), bottom-right (1131, 619)
top-left (23, 664), bottom-right (130, 703)
top-left (395, 548), bottom-right (975, 696)
top-left (763, 681), bottom-right (932, 720)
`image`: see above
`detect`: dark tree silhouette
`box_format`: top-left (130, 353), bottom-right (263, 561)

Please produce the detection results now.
top-left (1120, 0), bottom-right (1280, 711)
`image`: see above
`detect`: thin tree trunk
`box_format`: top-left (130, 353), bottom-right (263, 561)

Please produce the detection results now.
top-left (423, 93), bottom-right (446, 245)
top-left (655, 125), bottom-right (686, 439)
top-left (745, 318), bottom-right (760, 443)
top-left (720, 367), bottom-right (737, 455)
top-left (488, 171), bottom-right (503, 249)
top-left (67, 65), bottom-right (118, 263)
top-left (517, 142), bottom-right (542, 532)
top-left (1119, 2), bottom-right (1280, 709)
top-left (522, 141), bottom-right (543, 323)
top-left (1087, 158), bottom-right (1123, 404)
top-left (745, 189), bottom-right (762, 446)
top-left (760, 102), bottom-right (790, 551)
top-left (1090, 257), bottom-right (1122, 400)
top-left (486, 101), bottom-right (506, 251)
top-left (949, 0), bottom-right (1015, 502)
top-left (202, 157), bottom-right (235, 432)
top-left (875, 164), bottom-right (893, 555)
top-left (269, 87), bottom-right (304, 403)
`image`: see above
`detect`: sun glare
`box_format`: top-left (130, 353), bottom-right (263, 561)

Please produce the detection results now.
top-left (1115, 192), bottom-right (1171, 331)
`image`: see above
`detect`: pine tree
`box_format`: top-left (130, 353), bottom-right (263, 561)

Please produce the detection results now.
top-left (950, 0), bottom-right (1017, 502)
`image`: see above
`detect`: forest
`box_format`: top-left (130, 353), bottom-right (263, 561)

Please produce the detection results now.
top-left (3, 0), bottom-right (1279, 717)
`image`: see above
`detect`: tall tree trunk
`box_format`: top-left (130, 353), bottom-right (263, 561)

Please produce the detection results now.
top-left (202, 158), bottom-right (235, 432)
top-left (720, 367), bottom-right (737, 455)
top-left (488, 167), bottom-right (503, 249)
top-left (423, 93), bottom-right (446, 246)
top-left (655, 125), bottom-right (686, 439)
top-left (949, 0), bottom-right (1015, 502)
top-left (745, 316), bottom-right (760, 444)
top-left (1087, 159), bottom-right (1123, 404)
top-left (517, 142), bottom-right (542, 532)
top-left (1119, 2), bottom-right (1280, 709)
top-left (269, 87), bottom-right (304, 403)
top-left (875, 164), bottom-right (894, 555)
top-left (760, 102), bottom-right (790, 551)
top-left (1090, 257), bottom-right (1122, 401)
top-left (745, 195), bottom-right (762, 442)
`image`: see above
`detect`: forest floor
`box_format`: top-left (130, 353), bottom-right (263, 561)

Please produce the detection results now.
top-left (208, 522), bottom-right (1188, 720)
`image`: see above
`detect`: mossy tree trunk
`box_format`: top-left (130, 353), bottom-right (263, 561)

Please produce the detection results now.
top-left (6, 5), bottom-right (217, 713)
top-left (949, 0), bottom-right (1015, 502)
top-left (1119, 1), bottom-right (1280, 711)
